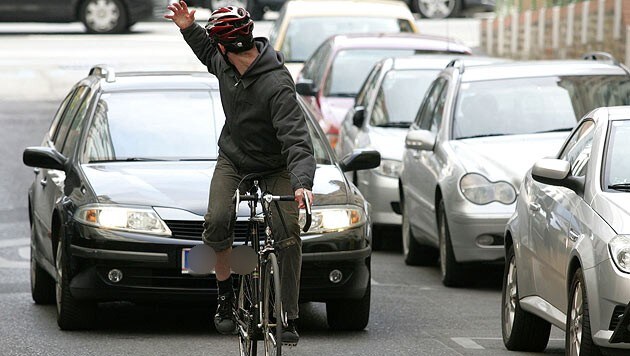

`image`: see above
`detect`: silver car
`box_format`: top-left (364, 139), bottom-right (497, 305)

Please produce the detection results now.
top-left (400, 58), bottom-right (630, 287)
top-left (336, 56), bottom-right (501, 243)
top-left (502, 106), bottom-right (630, 354)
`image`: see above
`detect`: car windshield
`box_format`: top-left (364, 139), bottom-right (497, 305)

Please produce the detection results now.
top-left (325, 49), bottom-right (421, 97)
top-left (281, 17), bottom-right (413, 62)
top-left (370, 69), bottom-right (440, 127)
top-left (605, 120), bottom-right (630, 189)
top-left (82, 91), bottom-right (222, 162)
top-left (453, 75), bottom-right (630, 139)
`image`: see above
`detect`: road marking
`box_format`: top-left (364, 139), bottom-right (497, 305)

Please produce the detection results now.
top-left (451, 337), bottom-right (485, 349)
top-left (18, 247), bottom-right (29, 260)
top-left (0, 256), bottom-right (29, 269)
top-left (0, 238), bottom-right (29, 249)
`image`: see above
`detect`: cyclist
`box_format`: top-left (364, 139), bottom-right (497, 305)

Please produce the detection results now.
top-left (165, 2), bottom-right (316, 345)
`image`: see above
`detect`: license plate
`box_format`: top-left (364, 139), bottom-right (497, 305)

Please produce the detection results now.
top-left (181, 248), bottom-right (191, 274)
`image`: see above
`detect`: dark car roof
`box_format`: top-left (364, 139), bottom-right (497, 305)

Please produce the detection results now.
top-left (98, 71), bottom-right (219, 92)
top-left (326, 32), bottom-right (472, 54)
top-left (460, 60), bottom-right (629, 82)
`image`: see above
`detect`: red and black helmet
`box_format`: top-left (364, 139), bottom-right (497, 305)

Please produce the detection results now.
top-left (205, 6), bottom-right (254, 53)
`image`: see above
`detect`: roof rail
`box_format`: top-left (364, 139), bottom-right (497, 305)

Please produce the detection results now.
top-left (582, 52), bottom-right (619, 65)
top-left (89, 64), bottom-right (115, 83)
top-left (446, 58), bottom-right (464, 74)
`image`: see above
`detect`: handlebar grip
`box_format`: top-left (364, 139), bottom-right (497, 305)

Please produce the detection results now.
top-left (278, 195), bottom-right (295, 201)
top-left (239, 194), bottom-right (256, 201)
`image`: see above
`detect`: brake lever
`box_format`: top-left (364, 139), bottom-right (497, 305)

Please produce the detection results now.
top-left (302, 191), bottom-right (312, 233)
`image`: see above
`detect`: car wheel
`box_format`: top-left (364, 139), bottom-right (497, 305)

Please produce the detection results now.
top-left (30, 225), bottom-right (55, 305)
top-left (55, 233), bottom-right (96, 330)
top-left (501, 245), bottom-right (551, 351)
top-left (80, 0), bottom-right (129, 34)
top-left (566, 268), bottom-right (602, 356)
top-left (326, 282), bottom-right (370, 331)
top-left (413, 0), bottom-right (461, 19)
top-left (437, 200), bottom-right (465, 287)
top-left (402, 201), bottom-right (438, 266)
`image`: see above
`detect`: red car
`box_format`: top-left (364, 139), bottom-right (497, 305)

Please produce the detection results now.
top-left (295, 33), bottom-right (471, 148)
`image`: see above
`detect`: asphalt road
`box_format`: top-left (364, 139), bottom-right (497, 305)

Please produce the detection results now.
top-left (0, 20), bottom-right (565, 356)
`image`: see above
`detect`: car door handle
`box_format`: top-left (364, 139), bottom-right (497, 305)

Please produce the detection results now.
top-left (39, 178), bottom-right (47, 187)
top-left (528, 202), bottom-right (540, 212)
top-left (568, 229), bottom-right (580, 241)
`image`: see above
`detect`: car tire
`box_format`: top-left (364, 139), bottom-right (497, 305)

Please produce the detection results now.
top-left (437, 200), bottom-right (465, 287)
top-left (566, 268), bottom-right (602, 356)
top-left (80, 0), bottom-right (129, 34)
top-left (55, 233), bottom-right (97, 330)
top-left (30, 226), bottom-right (55, 305)
top-left (501, 245), bottom-right (551, 351)
top-left (413, 0), bottom-right (461, 19)
top-left (402, 201), bottom-right (438, 266)
top-left (326, 283), bottom-right (370, 331)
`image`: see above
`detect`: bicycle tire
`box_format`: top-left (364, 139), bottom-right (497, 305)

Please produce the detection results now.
top-left (237, 272), bottom-right (258, 356)
top-left (263, 253), bottom-right (283, 356)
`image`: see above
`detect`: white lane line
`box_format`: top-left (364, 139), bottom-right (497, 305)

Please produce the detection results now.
top-left (370, 278), bottom-right (434, 290)
top-left (472, 337), bottom-right (564, 342)
top-left (370, 278), bottom-right (380, 285)
top-left (18, 247), bottom-right (30, 260)
top-left (0, 238), bottom-right (29, 249)
top-left (0, 257), bottom-right (29, 269)
top-left (451, 337), bottom-right (485, 350)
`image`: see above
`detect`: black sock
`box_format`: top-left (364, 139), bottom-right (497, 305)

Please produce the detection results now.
top-left (217, 276), bottom-right (233, 296)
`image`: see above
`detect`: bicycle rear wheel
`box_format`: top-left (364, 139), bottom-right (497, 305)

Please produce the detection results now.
top-left (237, 272), bottom-right (258, 356)
top-left (263, 253), bottom-right (283, 356)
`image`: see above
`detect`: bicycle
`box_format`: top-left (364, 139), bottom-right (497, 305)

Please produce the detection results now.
top-left (233, 178), bottom-right (311, 356)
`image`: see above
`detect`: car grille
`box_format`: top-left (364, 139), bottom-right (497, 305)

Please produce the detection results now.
top-left (609, 305), bottom-right (627, 330)
top-left (164, 220), bottom-right (265, 242)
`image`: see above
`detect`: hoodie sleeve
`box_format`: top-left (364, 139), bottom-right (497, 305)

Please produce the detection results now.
top-left (269, 84), bottom-right (317, 191)
top-left (180, 23), bottom-right (220, 75)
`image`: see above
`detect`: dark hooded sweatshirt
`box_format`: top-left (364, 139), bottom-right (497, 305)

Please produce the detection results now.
top-left (181, 23), bottom-right (316, 191)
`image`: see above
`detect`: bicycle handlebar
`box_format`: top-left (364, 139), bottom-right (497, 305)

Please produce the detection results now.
top-left (234, 190), bottom-right (312, 233)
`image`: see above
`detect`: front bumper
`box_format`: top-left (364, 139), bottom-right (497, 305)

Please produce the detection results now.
top-left (361, 171), bottom-right (401, 226)
top-left (67, 223), bottom-right (370, 303)
top-left (586, 259), bottom-right (630, 350)
top-left (446, 210), bottom-right (510, 263)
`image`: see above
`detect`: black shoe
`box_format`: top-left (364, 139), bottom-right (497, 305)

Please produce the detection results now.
top-left (214, 292), bottom-right (237, 335)
top-left (282, 319), bottom-right (299, 346)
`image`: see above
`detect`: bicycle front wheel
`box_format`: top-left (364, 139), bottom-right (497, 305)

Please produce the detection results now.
top-left (237, 272), bottom-right (258, 356)
top-left (263, 253), bottom-right (283, 356)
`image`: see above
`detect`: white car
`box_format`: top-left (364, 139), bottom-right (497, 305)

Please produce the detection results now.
top-left (502, 106), bottom-right (630, 354)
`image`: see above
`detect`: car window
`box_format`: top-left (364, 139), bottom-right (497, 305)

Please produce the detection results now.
top-left (557, 120), bottom-right (594, 177)
top-left (301, 41), bottom-right (331, 87)
top-left (453, 75), bottom-right (630, 140)
top-left (417, 78), bottom-right (446, 130)
top-left (430, 81), bottom-right (449, 133)
top-left (604, 120), bottom-right (630, 187)
top-left (370, 69), bottom-right (440, 128)
top-left (61, 91), bottom-right (93, 157)
top-left (268, 5), bottom-right (285, 45)
top-left (53, 86), bottom-right (89, 151)
top-left (48, 89), bottom-right (78, 142)
top-left (355, 62), bottom-right (382, 108)
top-left (281, 17), bottom-right (412, 62)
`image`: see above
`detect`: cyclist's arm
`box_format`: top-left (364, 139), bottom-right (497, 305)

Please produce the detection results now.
top-left (269, 83), bottom-right (316, 192)
top-left (181, 23), bottom-right (220, 75)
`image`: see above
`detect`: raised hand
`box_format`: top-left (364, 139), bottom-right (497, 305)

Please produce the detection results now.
top-left (164, 1), bottom-right (196, 30)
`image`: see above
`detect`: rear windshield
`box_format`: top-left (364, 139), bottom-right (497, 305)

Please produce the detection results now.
top-left (281, 17), bottom-right (414, 62)
top-left (453, 75), bottom-right (630, 140)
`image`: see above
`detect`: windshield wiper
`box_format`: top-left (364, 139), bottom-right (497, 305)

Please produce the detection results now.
top-left (88, 157), bottom-right (170, 163)
top-left (456, 133), bottom-right (509, 140)
top-left (374, 122), bottom-right (411, 128)
top-left (608, 183), bottom-right (630, 191)
top-left (534, 128), bottom-right (574, 134)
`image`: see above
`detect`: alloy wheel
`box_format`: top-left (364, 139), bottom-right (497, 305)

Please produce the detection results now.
top-left (503, 256), bottom-right (517, 338)
top-left (417, 0), bottom-right (456, 18)
top-left (402, 205), bottom-right (410, 258)
top-left (439, 214), bottom-right (447, 279)
top-left (84, 0), bottom-right (121, 33)
top-left (55, 243), bottom-right (63, 315)
top-left (568, 281), bottom-right (583, 356)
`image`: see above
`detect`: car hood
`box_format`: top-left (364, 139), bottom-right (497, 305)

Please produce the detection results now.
top-left (448, 132), bottom-right (569, 187)
top-left (81, 162), bottom-right (350, 217)
top-left (368, 127), bottom-right (408, 161)
top-left (592, 192), bottom-right (630, 235)
top-left (320, 97), bottom-right (355, 132)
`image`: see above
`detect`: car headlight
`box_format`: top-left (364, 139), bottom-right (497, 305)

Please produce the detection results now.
top-left (459, 173), bottom-right (517, 205)
top-left (609, 235), bottom-right (630, 273)
top-left (299, 206), bottom-right (366, 234)
top-left (75, 205), bottom-right (172, 236)
top-left (375, 159), bottom-right (402, 178)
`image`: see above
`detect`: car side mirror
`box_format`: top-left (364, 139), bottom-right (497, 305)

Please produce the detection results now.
top-left (296, 79), bottom-right (317, 96)
top-left (23, 147), bottom-right (67, 172)
top-left (352, 106), bottom-right (365, 127)
top-left (531, 158), bottom-right (584, 195)
top-left (405, 129), bottom-right (435, 151)
top-left (339, 149), bottom-right (381, 172)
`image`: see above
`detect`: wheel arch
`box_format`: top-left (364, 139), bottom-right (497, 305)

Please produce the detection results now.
top-left (504, 230), bottom-right (513, 255)
top-left (51, 209), bottom-right (63, 262)
top-left (567, 256), bottom-right (582, 297)
top-left (434, 185), bottom-right (443, 222)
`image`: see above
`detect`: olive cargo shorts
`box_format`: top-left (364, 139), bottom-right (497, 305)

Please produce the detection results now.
top-left (202, 154), bottom-right (302, 319)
